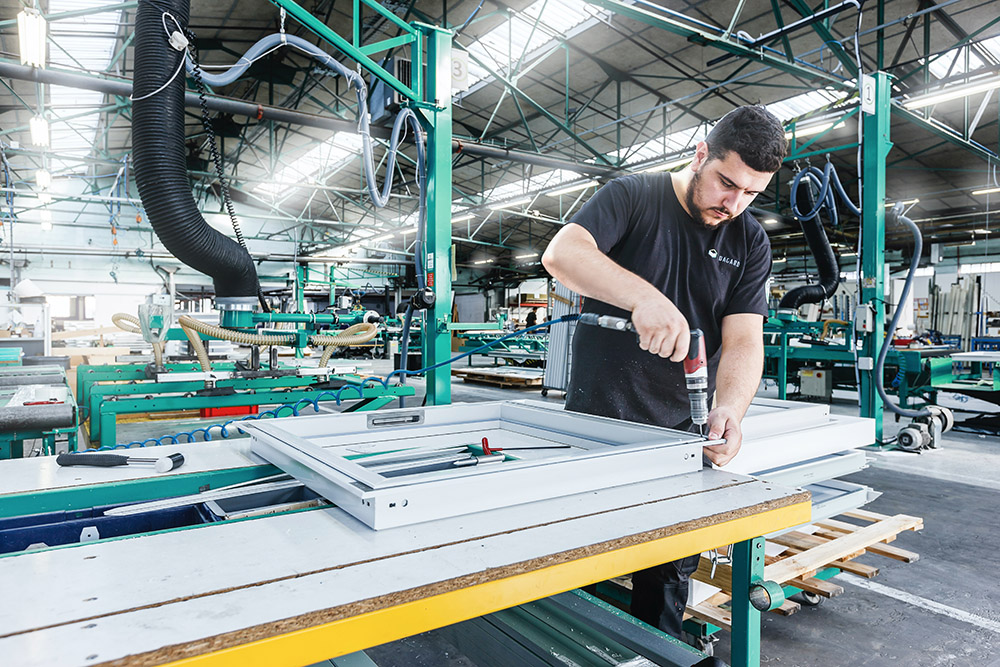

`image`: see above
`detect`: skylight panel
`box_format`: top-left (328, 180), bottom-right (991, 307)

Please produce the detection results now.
top-left (46, 0), bottom-right (122, 173)
top-left (765, 88), bottom-right (841, 121)
top-left (463, 0), bottom-right (612, 91)
top-left (926, 35), bottom-right (1000, 80)
top-left (256, 132), bottom-right (364, 196)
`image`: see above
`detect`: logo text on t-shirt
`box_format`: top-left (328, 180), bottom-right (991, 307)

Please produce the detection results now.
top-left (708, 248), bottom-right (741, 267)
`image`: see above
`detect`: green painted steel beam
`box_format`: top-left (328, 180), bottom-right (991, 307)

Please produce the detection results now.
top-left (270, 0), bottom-right (422, 104)
top-left (423, 24), bottom-right (454, 406)
top-left (890, 103), bottom-right (998, 163)
top-left (460, 46), bottom-right (615, 166)
top-left (588, 0), bottom-right (850, 89)
top-left (860, 73), bottom-right (891, 441)
top-left (781, 0), bottom-right (858, 78)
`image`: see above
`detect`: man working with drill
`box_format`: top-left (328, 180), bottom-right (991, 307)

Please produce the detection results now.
top-left (541, 105), bottom-right (787, 639)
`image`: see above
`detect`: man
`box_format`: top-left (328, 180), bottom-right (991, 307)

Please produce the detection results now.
top-left (541, 105), bottom-right (786, 639)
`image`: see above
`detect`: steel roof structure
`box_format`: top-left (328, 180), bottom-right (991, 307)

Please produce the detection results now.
top-left (0, 0), bottom-right (998, 290)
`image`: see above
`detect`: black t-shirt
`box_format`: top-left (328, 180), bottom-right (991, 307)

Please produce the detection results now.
top-left (564, 172), bottom-right (771, 429)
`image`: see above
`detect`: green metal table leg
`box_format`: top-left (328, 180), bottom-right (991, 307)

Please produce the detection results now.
top-left (99, 410), bottom-right (117, 449)
top-left (778, 334), bottom-right (788, 400)
top-left (730, 537), bottom-right (765, 667)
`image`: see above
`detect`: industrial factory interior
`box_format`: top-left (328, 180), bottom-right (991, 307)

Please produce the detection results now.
top-left (1, 0), bottom-right (999, 665)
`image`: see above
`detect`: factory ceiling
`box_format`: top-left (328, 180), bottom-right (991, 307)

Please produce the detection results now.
top-left (0, 0), bottom-right (998, 285)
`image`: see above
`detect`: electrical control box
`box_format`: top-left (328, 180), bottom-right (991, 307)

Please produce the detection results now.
top-left (799, 368), bottom-right (833, 401)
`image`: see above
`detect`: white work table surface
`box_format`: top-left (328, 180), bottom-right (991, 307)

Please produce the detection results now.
top-left (0, 458), bottom-right (809, 667)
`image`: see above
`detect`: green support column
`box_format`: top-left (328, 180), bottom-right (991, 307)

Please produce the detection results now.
top-left (295, 264), bottom-right (306, 359)
top-left (730, 537), bottom-right (765, 666)
top-left (859, 72), bottom-right (892, 441)
top-left (420, 24), bottom-right (454, 406)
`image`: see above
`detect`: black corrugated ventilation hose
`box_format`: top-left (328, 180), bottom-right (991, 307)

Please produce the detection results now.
top-left (132, 0), bottom-right (261, 300)
top-left (778, 175), bottom-right (840, 310)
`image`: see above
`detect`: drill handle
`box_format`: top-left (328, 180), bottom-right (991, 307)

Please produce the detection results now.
top-left (684, 329), bottom-right (707, 374)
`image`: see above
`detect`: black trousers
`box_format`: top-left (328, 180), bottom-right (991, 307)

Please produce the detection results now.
top-left (630, 553), bottom-right (702, 639)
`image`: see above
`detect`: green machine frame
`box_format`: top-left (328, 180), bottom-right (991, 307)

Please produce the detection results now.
top-left (77, 360), bottom-right (414, 448)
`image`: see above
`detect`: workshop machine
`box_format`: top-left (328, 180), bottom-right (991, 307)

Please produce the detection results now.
top-left (0, 364), bottom-right (78, 458)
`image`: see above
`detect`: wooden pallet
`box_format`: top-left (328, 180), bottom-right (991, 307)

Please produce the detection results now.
top-left (451, 367), bottom-right (545, 388)
top-left (686, 509), bottom-right (923, 630)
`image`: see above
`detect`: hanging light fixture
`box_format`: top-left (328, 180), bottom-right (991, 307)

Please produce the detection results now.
top-left (40, 210), bottom-right (52, 231)
top-left (29, 116), bottom-right (49, 147)
top-left (35, 169), bottom-right (51, 189)
top-left (17, 8), bottom-right (46, 68)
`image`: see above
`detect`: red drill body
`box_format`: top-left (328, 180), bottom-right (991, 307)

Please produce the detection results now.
top-left (684, 329), bottom-right (709, 434)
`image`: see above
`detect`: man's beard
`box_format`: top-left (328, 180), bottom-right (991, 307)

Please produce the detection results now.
top-left (685, 170), bottom-right (735, 229)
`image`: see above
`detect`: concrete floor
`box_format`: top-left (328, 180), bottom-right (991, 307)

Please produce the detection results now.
top-left (365, 363), bottom-right (1000, 667)
top-left (69, 357), bottom-right (1000, 666)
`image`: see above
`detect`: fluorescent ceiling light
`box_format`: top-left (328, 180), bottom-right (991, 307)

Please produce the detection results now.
top-left (972, 228), bottom-right (992, 235)
top-left (784, 120), bottom-right (846, 139)
top-left (37, 192), bottom-right (52, 205)
top-left (40, 209), bottom-right (52, 230)
top-left (29, 116), bottom-right (49, 147)
top-left (884, 199), bottom-right (919, 207)
top-left (972, 186), bottom-right (1000, 196)
top-left (35, 169), bottom-right (51, 189)
top-left (369, 233), bottom-right (394, 243)
top-left (515, 252), bottom-right (538, 259)
top-left (473, 258), bottom-right (494, 265)
top-left (903, 76), bottom-right (1000, 109)
top-left (960, 262), bottom-right (1000, 274)
top-left (489, 197), bottom-right (531, 210)
top-left (397, 225), bottom-right (418, 235)
top-left (452, 213), bottom-right (475, 223)
top-left (17, 9), bottom-right (46, 68)
top-left (762, 218), bottom-right (780, 226)
top-left (640, 156), bottom-right (692, 174)
top-left (772, 257), bottom-right (787, 264)
top-left (546, 179), bottom-right (599, 197)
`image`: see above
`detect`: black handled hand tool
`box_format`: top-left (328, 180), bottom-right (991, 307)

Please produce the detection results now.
top-left (57, 452), bottom-right (186, 473)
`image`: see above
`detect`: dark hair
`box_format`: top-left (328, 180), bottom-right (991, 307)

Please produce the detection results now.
top-left (704, 105), bottom-right (787, 173)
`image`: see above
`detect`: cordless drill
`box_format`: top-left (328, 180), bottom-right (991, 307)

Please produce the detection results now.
top-left (578, 314), bottom-right (709, 433)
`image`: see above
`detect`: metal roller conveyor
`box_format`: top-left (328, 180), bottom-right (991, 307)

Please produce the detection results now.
top-left (0, 364), bottom-right (67, 387)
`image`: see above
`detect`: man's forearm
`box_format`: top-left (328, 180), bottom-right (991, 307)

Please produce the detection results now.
top-left (541, 225), bottom-right (659, 311)
top-left (714, 338), bottom-right (764, 419)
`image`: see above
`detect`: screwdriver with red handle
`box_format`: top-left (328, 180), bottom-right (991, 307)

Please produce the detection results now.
top-left (579, 314), bottom-right (709, 433)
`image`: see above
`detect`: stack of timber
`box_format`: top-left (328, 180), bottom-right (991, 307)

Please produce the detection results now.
top-left (687, 509), bottom-right (922, 628)
top-left (451, 366), bottom-right (545, 388)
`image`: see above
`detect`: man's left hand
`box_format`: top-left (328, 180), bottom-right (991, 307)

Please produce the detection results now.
top-left (702, 406), bottom-right (743, 467)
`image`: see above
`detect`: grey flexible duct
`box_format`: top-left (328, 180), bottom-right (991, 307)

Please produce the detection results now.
top-left (874, 207), bottom-right (930, 419)
top-left (132, 0), bottom-right (260, 299)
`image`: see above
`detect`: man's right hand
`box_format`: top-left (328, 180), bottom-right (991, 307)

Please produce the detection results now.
top-left (631, 291), bottom-right (691, 361)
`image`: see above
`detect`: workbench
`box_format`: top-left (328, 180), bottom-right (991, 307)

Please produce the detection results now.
top-left (0, 437), bottom-right (809, 667)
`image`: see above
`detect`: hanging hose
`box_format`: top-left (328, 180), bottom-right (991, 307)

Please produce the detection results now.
top-left (316, 323), bottom-right (380, 367)
top-left (182, 27), bottom-right (430, 399)
top-left (178, 318), bottom-right (213, 372)
top-left (113, 311), bottom-right (168, 370)
top-left (398, 303), bottom-right (415, 408)
top-left (874, 207), bottom-right (931, 419)
top-left (781, 164), bottom-right (843, 309)
top-left (178, 314), bottom-right (296, 347)
top-left (132, 0), bottom-right (261, 300)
